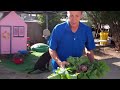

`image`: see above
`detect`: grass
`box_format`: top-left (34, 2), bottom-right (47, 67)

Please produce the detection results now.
top-left (0, 51), bottom-right (44, 73)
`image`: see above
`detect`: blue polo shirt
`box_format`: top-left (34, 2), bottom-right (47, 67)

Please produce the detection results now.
top-left (49, 21), bottom-right (96, 71)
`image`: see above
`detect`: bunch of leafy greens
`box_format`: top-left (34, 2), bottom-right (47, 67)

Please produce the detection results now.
top-left (47, 67), bottom-right (78, 79)
top-left (47, 56), bottom-right (110, 79)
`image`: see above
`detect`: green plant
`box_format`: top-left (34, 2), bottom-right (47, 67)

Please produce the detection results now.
top-left (47, 56), bottom-right (110, 79)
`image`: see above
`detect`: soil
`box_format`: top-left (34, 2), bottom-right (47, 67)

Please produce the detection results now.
top-left (0, 45), bottom-right (120, 79)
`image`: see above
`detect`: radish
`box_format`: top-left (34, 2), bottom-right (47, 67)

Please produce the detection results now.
top-left (79, 65), bottom-right (88, 72)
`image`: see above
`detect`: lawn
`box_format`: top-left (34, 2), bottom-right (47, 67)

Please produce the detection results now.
top-left (0, 51), bottom-right (44, 73)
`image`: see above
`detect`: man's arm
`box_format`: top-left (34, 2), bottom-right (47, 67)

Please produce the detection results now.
top-left (85, 48), bottom-right (95, 63)
top-left (85, 27), bottom-right (96, 62)
top-left (49, 48), bottom-right (62, 67)
top-left (49, 48), bottom-right (69, 68)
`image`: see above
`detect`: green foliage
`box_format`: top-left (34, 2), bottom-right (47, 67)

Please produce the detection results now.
top-left (86, 11), bottom-right (120, 27)
top-left (47, 56), bottom-right (110, 79)
top-left (47, 73), bottom-right (61, 79)
top-left (47, 67), bottom-right (78, 79)
top-left (37, 14), bottom-right (46, 27)
top-left (77, 60), bottom-right (110, 79)
top-left (48, 13), bottom-right (64, 31)
top-left (37, 13), bottom-right (66, 32)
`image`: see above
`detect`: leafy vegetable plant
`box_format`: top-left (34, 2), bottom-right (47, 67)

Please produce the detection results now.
top-left (47, 56), bottom-right (110, 79)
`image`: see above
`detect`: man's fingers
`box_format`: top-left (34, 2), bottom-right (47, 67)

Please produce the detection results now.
top-left (59, 62), bottom-right (65, 68)
top-left (59, 61), bottom-right (70, 68)
top-left (63, 61), bottom-right (69, 65)
top-left (66, 62), bottom-right (70, 65)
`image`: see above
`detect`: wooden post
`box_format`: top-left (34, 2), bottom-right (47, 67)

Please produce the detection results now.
top-left (46, 13), bottom-right (48, 29)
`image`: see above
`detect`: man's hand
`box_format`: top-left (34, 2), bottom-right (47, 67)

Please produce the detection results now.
top-left (87, 53), bottom-right (94, 63)
top-left (49, 48), bottom-right (69, 68)
top-left (85, 48), bottom-right (95, 63)
top-left (59, 61), bottom-right (70, 68)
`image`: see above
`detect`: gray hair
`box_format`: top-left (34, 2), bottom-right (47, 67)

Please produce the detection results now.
top-left (67, 11), bottom-right (83, 17)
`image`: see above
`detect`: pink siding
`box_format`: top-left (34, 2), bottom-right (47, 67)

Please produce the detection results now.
top-left (1, 27), bottom-right (11, 54)
top-left (0, 11), bottom-right (27, 26)
top-left (0, 11), bottom-right (27, 54)
top-left (11, 37), bottom-right (27, 53)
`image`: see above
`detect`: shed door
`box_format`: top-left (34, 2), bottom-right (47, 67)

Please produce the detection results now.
top-left (0, 26), bottom-right (11, 54)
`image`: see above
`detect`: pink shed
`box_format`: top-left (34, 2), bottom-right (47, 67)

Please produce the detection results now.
top-left (0, 11), bottom-right (27, 54)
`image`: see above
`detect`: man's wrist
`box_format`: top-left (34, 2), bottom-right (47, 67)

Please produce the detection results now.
top-left (56, 59), bottom-right (62, 66)
top-left (87, 53), bottom-right (94, 62)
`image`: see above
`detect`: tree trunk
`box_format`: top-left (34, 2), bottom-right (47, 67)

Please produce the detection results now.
top-left (110, 23), bottom-right (120, 51)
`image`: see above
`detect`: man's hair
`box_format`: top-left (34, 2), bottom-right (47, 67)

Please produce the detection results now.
top-left (67, 11), bottom-right (83, 17)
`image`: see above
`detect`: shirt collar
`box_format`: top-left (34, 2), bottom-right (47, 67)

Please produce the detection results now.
top-left (65, 20), bottom-right (81, 33)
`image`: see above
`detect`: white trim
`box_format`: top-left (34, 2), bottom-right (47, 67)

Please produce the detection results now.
top-left (94, 39), bottom-right (107, 43)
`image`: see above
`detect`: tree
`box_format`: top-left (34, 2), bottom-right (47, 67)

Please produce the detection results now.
top-left (86, 11), bottom-right (120, 50)
top-left (37, 13), bottom-right (46, 29)
top-left (37, 12), bottom-right (66, 32)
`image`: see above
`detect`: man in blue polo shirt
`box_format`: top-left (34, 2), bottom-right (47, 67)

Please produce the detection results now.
top-left (49, 11), bottom-right (96, 72)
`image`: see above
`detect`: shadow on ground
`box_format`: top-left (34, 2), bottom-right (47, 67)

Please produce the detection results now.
top-left (94, 46), bottom-right (113, 57)
top-left (99, 57), bottom-right (120, 79)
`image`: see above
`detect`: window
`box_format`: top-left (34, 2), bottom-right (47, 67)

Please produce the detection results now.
top-left (13, 26), bottom-right (25, 37)
top-left (13, 26), bottom-right (19, 37)
top-left (19, 27), bottom-right (25, 36)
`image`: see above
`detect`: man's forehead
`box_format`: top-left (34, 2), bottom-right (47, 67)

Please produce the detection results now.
top-left (67, 11), bottom-right (82, 14)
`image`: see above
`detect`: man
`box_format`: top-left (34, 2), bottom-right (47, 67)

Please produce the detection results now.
top-left (43, 29), bottom-right (51, 44)
top-left (49, 11), bottom-right (96, 72)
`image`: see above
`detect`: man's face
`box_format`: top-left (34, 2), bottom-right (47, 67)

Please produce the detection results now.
top-left (67, 11), bottom-right (82, 28)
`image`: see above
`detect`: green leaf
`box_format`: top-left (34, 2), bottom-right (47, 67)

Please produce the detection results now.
top-left (47, 73), bottom-right (61, 79)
